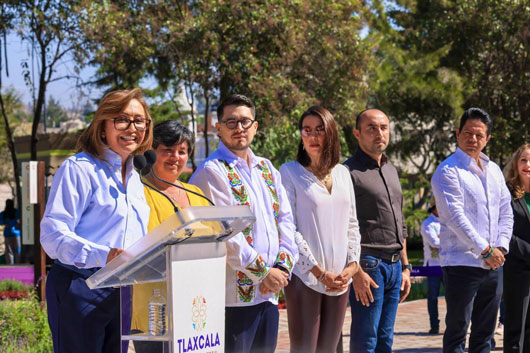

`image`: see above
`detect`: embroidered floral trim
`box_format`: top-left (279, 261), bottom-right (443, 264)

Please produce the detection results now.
top-left (236, 254), bottom-right (271, 303)
top-left (256, 161), bottom-right (280, 235)
top-left (219, 159), bottom-right (283, 303)
top-left (236, 274), bottom-right (255, 303)
top-left (275, 251), bottom-right (294, 273)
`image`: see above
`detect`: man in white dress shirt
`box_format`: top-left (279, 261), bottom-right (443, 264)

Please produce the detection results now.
top-left (420, 203), bottom-right (443, 334)
top-left (190, 94), bottom-right (298, 353)
top-left (431, 108), bottom-right (513, 353)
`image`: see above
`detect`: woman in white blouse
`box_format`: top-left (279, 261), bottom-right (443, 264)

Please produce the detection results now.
top-left (280, 106), bottom-right (361, 353)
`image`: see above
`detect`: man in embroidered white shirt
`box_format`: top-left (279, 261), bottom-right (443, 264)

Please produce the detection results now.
top-left (190, 94), bottom-right (298, 353)
top-left (431, 108), bottom-right (513, 353)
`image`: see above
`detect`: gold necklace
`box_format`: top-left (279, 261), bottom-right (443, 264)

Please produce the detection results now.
top-left (307, 166), bottom-right (332, 187)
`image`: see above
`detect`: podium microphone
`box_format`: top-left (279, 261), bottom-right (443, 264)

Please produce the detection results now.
top-left (133, 154), bottom-right (179, 214)
top-left (139, 151), bottom-right (232, 241)
top-left (133, 154), bottom-right (195, 242)
top-left (143, 150), bottom-right (216, 206)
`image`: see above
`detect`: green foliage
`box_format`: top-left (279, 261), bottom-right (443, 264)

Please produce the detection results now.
top-left (75, 0), bottom-right (372, 136)
top-left (77, 1), bottom-right (154, 90)
top-left (384, 0), bottom-right (530, 164)
top-left (252, 117), bottom-right (300, 169)
top-left (0, 279), bottom-right (30, 292)
top-left (45, 96), bottom-right (68, 128)
top-left (0, 296), bottom-right (53, 352)
top-left (400, 175), bottom-right (430, 240)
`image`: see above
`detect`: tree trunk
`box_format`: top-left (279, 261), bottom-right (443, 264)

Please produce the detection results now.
top-left (203, 89), bottom-right (209, 158)
top-left (0, 94), bottom-right (22, 209)
top-left (31, 49), bottom-right (48, 161)
top-left (219, 75), bottom-right (230, 101)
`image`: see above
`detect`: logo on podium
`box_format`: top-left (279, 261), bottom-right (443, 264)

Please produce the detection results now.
top-left (192, 296), bottom-right (207, 331)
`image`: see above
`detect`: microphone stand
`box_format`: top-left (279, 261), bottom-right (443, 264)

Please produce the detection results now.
top-left (148, 169), bottom-right (234, 241)
top-left (136, 167), bottom-right (194, 242)
top-left (148, 168), bottom-right (215, 206)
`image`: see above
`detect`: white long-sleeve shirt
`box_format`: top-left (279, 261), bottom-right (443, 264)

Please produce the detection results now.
top-left (189, 142), bottom-right (298, 306)
top-left (431, 148), bottom-right (513, 268)
top-left (280, 161), bottom-right (360, 295)
top-left (420, 214), bottom-right (441, 267)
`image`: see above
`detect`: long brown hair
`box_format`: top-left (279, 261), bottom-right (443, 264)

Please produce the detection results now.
top-left (296, 106), bottom-right (340, 174)
top-left (504, 143), bottom-right (530, 199)
top-left (77, 88), bottom-right (153, 158)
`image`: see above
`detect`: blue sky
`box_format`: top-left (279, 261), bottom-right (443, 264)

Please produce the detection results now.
top-left (1, 32), bottom-right (103, 109)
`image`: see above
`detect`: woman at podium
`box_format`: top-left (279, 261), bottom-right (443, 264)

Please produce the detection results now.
top-left (131, 120), bottom-right (210, 353)
top-left (40, 89), bottom-right (154, 353)
top-left (279, 106), bottom-right (361, 353)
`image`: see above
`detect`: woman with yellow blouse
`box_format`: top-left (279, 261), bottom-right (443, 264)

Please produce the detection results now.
top-left (131, 120), bottom-right (209, 353)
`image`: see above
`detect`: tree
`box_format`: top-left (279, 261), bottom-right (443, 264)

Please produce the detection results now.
top-left (384, 0), bottom-right (530, 164)
top-left (76, 0), bottom-right (372, 161)
top-left (45, 96), bottom-right (68, 128)
top-left (0, 0), bottom-right (22, 207)
top-left (77, 1), bottom-right (155, 91)
top-left (0, 89), bottom-right (24, 204)
top-left (16, 0), bottom-right (85, 160)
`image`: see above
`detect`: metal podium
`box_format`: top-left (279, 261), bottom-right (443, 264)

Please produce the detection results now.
top-left (86, 205), bottom-right (255, 353)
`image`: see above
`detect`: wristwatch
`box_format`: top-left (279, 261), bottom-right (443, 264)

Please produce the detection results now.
top-left (402, 264), bottom-right (413, 272)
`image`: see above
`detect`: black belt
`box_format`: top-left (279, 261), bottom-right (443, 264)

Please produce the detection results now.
top-left (361, 248), bottom-right (401, 262)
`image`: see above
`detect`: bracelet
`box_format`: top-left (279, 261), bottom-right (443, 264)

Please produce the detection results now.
top-left (318, 271), bottom-right (326, 282)
top-left (482, 247), bottom-right (494, 259)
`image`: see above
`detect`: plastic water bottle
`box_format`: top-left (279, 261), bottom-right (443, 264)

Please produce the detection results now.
top-left (148, 288), bottom-right (166, 336)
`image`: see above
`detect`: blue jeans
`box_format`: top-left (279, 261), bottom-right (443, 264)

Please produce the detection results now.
top-left (349, 255), bottom-right (402, 353)
top-left (428, 275), bottom-right (443, 330)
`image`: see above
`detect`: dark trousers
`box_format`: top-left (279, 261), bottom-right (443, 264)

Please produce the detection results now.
top-left (442, 266), bottom-right (502, 353)
top-left (427, 275), bottom-right (443, 330)
top-left (504, 255), bottom-right (530, 353)
top-left (284, 274), bottom-right (349, 353)
top-left (225, 301), bottom-right (279, 353)
top-left (46, 263), bottom-right (129, 353)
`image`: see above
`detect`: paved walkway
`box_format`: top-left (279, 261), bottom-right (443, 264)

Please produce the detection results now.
top-left (276, 297), bottom-right (504, 352)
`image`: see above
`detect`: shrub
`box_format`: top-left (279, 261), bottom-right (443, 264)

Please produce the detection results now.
top-left (0, 295), bottom-right (53, 353)
top-left (0, 280), bottom-right (29, 292)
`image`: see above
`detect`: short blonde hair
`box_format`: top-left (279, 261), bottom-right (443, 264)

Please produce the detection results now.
top-left (504, 143), bottom-right (530, 199)
top-left (77, 88), bottom-right (153, 158)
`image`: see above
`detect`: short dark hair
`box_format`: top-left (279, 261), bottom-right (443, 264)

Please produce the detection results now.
top-left (296, 106), bottom-right (341, 173)
top-left (152, 120), bottom-right (195, 154)
top-left (217, 94), bottom-right (256, 121)
top-left (355, 109), bottom-right (370, 130)
top-left (459, 108), bottom-right (493, 136)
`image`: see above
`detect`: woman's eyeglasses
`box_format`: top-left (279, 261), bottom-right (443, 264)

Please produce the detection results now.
top-left (300, 127), bottom-right (325, 137)
top-left (113, 115), bottom-right (151, 132)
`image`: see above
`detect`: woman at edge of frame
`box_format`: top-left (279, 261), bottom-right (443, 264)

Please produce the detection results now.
top-left (503, 143), bottom-right (530, 353)
top-left (41, 88), bottom-right (153, 353)
top-left (279, 106), bottom-right (361, 353)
